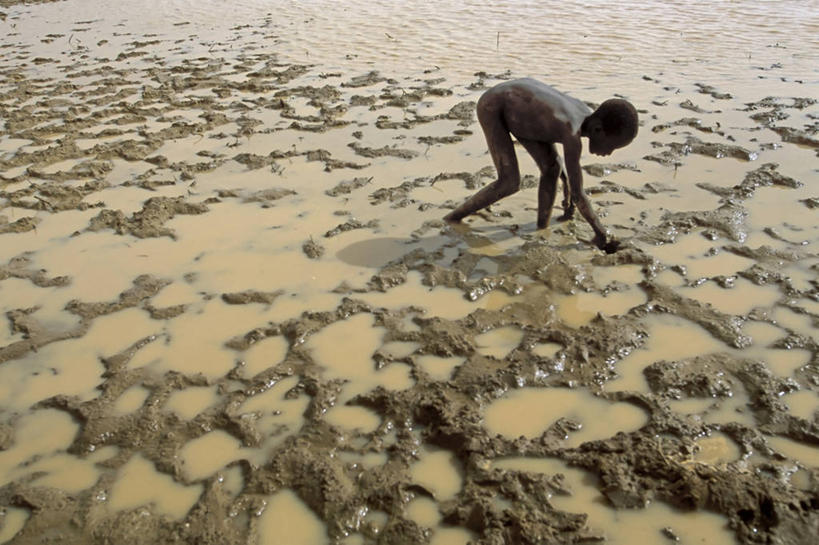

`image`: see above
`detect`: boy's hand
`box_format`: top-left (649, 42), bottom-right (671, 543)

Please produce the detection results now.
top-left (592, 233), bottom-right (621, 254)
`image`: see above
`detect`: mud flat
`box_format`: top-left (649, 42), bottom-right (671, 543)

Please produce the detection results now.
top-left (0, 1), bottom-right (817, 544)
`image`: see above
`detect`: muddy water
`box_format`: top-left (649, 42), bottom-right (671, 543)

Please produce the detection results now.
top-left (1, 0), bottom-right (818, 544)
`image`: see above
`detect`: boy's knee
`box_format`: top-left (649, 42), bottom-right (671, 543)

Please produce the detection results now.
top-left (497, 176), bottom-right (520, 197)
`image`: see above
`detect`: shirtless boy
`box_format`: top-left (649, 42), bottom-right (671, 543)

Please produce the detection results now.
top-left (444, 78), bottom-right (638, 254)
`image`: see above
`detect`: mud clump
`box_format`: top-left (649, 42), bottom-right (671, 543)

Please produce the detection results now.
top-left (221, 289), bottom-right (284, 305)
top-left (241, 187), bottom-right (297, 204)
top-left (324, 218), bottom-right (379, 238)
top-left (644, 136), bottom-right (758, 166)
top-left (325, 176), bottom-right (372, 197)
top-left (87, 197), bottom-right (208, 239)
top-left (302, 237), bottom-right (325, 259)
top-left (348, 142), bottom-right (419, 160)
top-left (0, 215), bottom-right (40, 234)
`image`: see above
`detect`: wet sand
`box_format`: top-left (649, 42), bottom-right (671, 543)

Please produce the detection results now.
top-left (0, 0), bottom-right (817, 544)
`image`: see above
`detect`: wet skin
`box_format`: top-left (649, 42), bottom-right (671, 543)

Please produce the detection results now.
top-left (444, 78), bottom-right (633, 253)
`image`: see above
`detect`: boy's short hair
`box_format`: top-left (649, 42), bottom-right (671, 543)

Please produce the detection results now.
top-left (596, 99), bottom-right (639, 144)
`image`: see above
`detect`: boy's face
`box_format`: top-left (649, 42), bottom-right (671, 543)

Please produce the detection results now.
top-left (589, 133), bottom-right (620, 156)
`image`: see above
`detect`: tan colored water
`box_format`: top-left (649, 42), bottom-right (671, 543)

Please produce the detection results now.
top-left (783, 390), bottom-right (819, 422)
top-left (410, 448), bottom-right (464, 502)
top-left (112, 385), bottom-right (150, 415)
top-left (164, 386), bottom-right (220, 420)
top-left (694, 433), bottom-right (742, 465)
top-left (405, 495), bottom-right (476, 545)
top-left (307, 313), bottom-right (415, 401)
top-left (605, 314), bottom-right (733, 393)
top-left (257, 489), bottom-right (326, 545)
top-left (416, 355), bottom-right (465, 381)
top-left (107, 454), bottom-right (203, 519)
top-left (0, 410), bottom-right (79, 487)
top-left (485, 388), bottom-right (647, 447)
top-left (179, 430), bottom-right (244, 481)
top-left (556, 289), bottom-right (647, 328)
top-left (0, 508), bottom-right (29, 545)
top-left (474, 326), bottom-right (524, 359)
top-left (766, 437), bottom-right (819, 469)
top-left (1, 0), bottom-right (817, 542)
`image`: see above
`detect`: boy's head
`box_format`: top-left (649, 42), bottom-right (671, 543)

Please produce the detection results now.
top-left (584, 99), bottom-right (639, 156)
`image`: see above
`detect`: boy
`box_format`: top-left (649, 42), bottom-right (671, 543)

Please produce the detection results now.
top-left (444, 78), bottom-right (638, 254)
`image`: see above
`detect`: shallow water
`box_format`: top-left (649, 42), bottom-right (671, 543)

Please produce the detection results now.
top-left (0, 0), bottom-right (817, 543)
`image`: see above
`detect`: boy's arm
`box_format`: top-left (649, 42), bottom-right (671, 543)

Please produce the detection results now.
top-left (563, 140), bottom-right (619, 253)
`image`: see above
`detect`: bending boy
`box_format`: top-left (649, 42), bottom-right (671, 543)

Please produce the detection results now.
top-left (444, 78), bottom-right (638, 254)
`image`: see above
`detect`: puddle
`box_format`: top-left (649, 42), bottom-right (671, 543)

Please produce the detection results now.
top-left (679, 279), bottom-right (780, 316)
top-left (356, 271), bottom-right (478, 320)
top-left (380, 341), bottom-right (419, 359)
top-left (742, 320), bottom-right (785, 347)
top-left (257, 489), bottom-right (327, 545)
top-left (405, 497), bottom-right (474, 544)
top-left (484, 388), bottom-right (647, 447)
top-left (164, 386), bottom-right (220, 420)
top-left (492, 457), bottom-right (737, 544)
top-left (474, 326), bottom-right (523, 359)
top-left (306, 313), bottom-right (414, 400)
top-left (0, 410), bottom-right (78, 488)
top-left (532, 342), bottom-right (563, 359)
top-left (0, 508), bottom-right (29, 545)
top-left (336, 237), bottom-right (424, 268)
top-left (762, 348), bottom-right (813, 377)
top-left (772, 307), bottom-right (815, 338)
top-left (767, 436), bottom-right (819, 468)
top-left (128, 299), bottom-right (265, 379)
top-left (219, 465), bottom-right (245, 498)
top-left (306, 313), bottom-right (383, 379)
top-left (338, 452), bottom-right (388, 470)
top-left (179, 430), bottom-right (244, 481)
top-left (406, 496), bottom-right (440, 527)
top-left (238, 376), bottom-right (309, 436)
top-left (324, 405), bottom-right (381, 433)
top-left (0, 308), bottom-right (158, 410)
top-left (701, 389), bottom-right (756, 429)
top-left (694, 432), bottom-right (742, 465)
top-left (556, 289), bottom-right (646, 328)
top-left (646, 236), bottom-right (755, 280)
top-left (415, 355), bottom-right (465, 381)
top-left (112, 385), bottom-right (151, 415)
top-left (605, 314), bottom-right (726, 393)
top-left (783, 390), bottom-right (818, 422)
top-left (25, 453), bottom-right (101, 493)
top-left (409, 448), bottom-right (463, 501)
top-left (429, 527), bottom-right (473, 545)
top-left (241, 335), bottom-right (289, 378)
top-left (108, 454), bottom-right (203, 520)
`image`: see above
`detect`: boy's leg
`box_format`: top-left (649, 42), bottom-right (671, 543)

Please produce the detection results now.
top-left (444, 96), bottom-right (520, 223)
top-left (557, 157), bottom-right (574, 220)
top-left (518, 139), bottom-right (561, 229)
